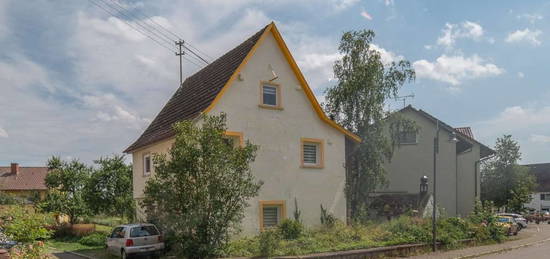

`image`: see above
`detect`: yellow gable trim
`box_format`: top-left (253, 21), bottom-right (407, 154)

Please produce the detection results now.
top-left (203, 22), bottom-right (362, 143)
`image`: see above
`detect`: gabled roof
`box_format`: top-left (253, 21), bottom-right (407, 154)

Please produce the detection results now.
top-left (0, 167), bottom-right (48, 191)
top-left (125, 22), bottom-right (360, 153)
top-left (399, 105), bottom-right (495, 158)
top-left (524, 163), bottom-right (550, 192)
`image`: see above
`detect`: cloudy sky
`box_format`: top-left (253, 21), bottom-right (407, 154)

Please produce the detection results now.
top-left (1, 0), bottom-right (549, 165)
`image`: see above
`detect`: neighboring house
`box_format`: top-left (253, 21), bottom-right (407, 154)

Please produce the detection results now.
top-left (377, 106), bottom-right (494, 217)
top-left (523, 163), bottom-right (550, 213)
top-left (0, 163), bottom-right (48, 200)
top-left (124, 22), bottom-right (361, 234)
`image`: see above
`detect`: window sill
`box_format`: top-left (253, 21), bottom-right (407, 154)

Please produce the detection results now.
top-left (301, 164), bottom-right (324, 169)
top-left (258, 104), bottom-right (283, 110)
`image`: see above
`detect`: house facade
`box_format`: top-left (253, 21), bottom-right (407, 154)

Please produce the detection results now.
top-left (0, 163), bottom-right (48, 201)
top-left (523, 163), bottom-right (550, 213)
top-left (378, 106), bottom-right (494, 217)
top-left (125, 23), bottom-right (360, 234)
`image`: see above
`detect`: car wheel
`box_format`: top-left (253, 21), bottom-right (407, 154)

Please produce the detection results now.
top-left (121, 250), bottom-right (128, 259)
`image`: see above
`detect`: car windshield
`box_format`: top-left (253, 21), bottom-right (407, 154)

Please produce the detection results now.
top-left (130, 226), bottom-right (159, 237)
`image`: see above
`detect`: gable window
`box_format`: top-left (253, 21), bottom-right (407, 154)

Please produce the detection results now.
top-left (259, 200), bottom-right (286, 230)
top-left (223, 131), bottom-right (244, 147)
top-left (143, 154), bottom-right (151, 176)
top-left (259, 82), bottom-right (282, 110)
top-left (301, 138), bottom-right (324, 168)
top-left (398, 130), bottom-right (417, 144)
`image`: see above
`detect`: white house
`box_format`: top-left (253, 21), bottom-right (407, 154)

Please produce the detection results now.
top-left (124, 22), bottom-right (361, 234)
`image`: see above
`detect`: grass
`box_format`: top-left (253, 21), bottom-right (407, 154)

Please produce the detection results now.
top-left (45, 237), bottom-right (102, 253)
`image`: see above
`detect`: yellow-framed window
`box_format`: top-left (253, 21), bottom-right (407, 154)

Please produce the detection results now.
top-left (300, 138), bottom-right (324, 168)
top-left (259, 81), bottom-right (282, 110)
top-left (259, 200), bottom-right (286, 230)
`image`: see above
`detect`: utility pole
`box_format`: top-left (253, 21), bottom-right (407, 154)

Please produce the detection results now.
top-left (432, 120), bottom-right (439, 252)
top-left (175, 40), bottom-right (185, 86)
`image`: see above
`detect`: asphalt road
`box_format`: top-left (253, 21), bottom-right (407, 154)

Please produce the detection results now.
top-left (479, 238), bottom-right (550, 258)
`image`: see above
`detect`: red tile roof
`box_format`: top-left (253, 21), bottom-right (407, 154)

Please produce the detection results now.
top-left (455, 127), bottom-right (474, 139)
top-left (0, 167), bottom-right (48, 191)
top-left (124, 25), bottom-right (269, 153)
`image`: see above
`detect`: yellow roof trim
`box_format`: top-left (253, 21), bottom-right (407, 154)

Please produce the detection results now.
top-left (204, 22), bottom-right (362, 143)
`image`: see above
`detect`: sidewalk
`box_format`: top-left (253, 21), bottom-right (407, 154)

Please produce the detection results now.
top-left (408, 223), bottom-right (550, 258)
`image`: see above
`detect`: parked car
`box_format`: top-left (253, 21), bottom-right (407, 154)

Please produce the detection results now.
top-left (106, 223), bottom-right (164, 259)
top-left (496, 216), bottom-right (519, 236)
top-left (497, 213), bottom-right (527, 229)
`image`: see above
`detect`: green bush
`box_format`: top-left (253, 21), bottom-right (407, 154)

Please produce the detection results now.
top-left (0, 192), bottom-right (22, 205)
top-left (0, 206), bottom-right (53, 242)
top-left (278, 219), bottom-right (303, 240)
top-left (79, 232), bottom-right (106, 246)
top-left (320, 205), bottom-right (337, 228)
top-left (259, 228), bottom-right (281, 257)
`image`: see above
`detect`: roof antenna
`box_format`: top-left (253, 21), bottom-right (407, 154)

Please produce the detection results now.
top-left (395, 94), bottom-right (415, 108)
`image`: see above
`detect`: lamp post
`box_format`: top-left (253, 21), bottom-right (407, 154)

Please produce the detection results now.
top-left (432, 121), bottom-right (459, 252)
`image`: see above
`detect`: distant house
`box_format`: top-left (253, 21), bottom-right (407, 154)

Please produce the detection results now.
top-left (0, 163), bottom-right (48, 200)
top-left (377, 106), bottom-right (494, 217)
top-left (125, 22), bottom-right (361, 234)
top-left (523, 163), bottom-right (550, 213)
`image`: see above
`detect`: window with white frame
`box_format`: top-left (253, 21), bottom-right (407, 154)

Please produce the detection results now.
top-left (143, 154), bottom-right (151, 176)
top-left (301, 138), bottom-right (323, 168)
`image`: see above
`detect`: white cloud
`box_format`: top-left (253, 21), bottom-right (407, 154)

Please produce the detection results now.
top-left (333, 0), bottom-right (359, 10)
top-left (517, 13), bottom-right (543, 24)
top-left (518, 72), bottom-right (525, 78)
top-left (384, 0), bottom-right (395, 6)
top-left (0, 127), bottom-right (7, 138)
top-left (413, 54), bottom-right (503, 85)
top-left (530, 134), bottom-right (550, 143)
top-left (371, 44), bottom-right (403, 64)
top-left (437, 21), bottom-right (484, 48)
top-left (360, 10), bottom-right (373, 20)
top-left (505, 28), bottom-right (542, 46)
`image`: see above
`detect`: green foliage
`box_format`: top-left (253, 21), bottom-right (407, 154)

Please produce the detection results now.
top-left (0, 206), bottom-right (53, 242)
top-left (9, 242), bottom-right (49, 259)
top-left (320, 204), bottom-right (337, 228)
top-left (40, 157), bottom-right (92, 224)
top-left (481, 135), bottom-right (536, 212)
top-left (293, 198), bottom-right (301, 222)
top-left (0, 192), bottom-right (22, 205)
top-left (84, 155), bottom-right (134, 220)
top-left (278, 219), bottom-right (304, 240)
top-left (323, 29), bottom-right (415, 219)
top-left (141, 113), bottom-right (262, 259)
top-left (259, 228), bottom-right (281, 257)
top-left (78, 232), bottom-right (106, 246)
top-left (468, 200), bottom-right (505, 242)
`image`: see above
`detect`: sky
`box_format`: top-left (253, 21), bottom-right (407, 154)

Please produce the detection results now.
top-left (1, 0), bottom-right (549, 166)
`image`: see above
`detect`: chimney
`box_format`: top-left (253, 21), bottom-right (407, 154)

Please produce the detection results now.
top-left (10, 163), bottom-right (19, 175)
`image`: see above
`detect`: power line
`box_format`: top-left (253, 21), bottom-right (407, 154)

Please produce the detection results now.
top-left (88, 0), bottom-right (204, 69)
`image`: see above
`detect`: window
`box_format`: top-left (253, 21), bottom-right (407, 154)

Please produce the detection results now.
top-left (259, 200), bottom-right (286, 230)
top-left (143, 154), bottom-right (151, 176)
top-left (110, 227), bottom-right (125, 238)
top-left (130, 226), bottom-right (159, 237)
top-left (301, 138), bottom-right (324, 168)
top-left (223, 131), bottom-right (244, 147)
top-left (398, 130), bottom-right (417, 144)
top-left (542, 194), bottom-right (550, 201)
top-left (259, 82), bottom-right (282, 109)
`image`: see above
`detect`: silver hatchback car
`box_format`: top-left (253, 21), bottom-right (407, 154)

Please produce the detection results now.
top-left (106, 223), bottom-right (165, 259)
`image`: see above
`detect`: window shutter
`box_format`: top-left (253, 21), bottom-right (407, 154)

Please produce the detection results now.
top-left (303, 143), bottom-right (317, 164)
top-left (263, 206), bottom-right (279, 227)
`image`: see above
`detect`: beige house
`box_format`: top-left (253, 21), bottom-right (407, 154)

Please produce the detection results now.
top-left (379, 106), bottom-right (494, 216)
top-left (124, 22), bottom-right (361, 234)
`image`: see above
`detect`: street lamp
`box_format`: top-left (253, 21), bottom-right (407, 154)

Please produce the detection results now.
top-left (432, 120), bottom-right (460, 252)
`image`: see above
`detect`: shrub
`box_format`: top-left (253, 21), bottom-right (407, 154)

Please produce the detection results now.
top-left (0, 193), bottom-right (22, 205)
top-left (0, 206), bottom-right (53, 242)
top-left (259, 228), bottom-right (281, 257)
top-left (320, 205), bottom-right (337, 228)
top-left (278, 219), bottom-right (303, 240)
top-left (79, 232), bottom-right (106, 246)
top-left (9, 241), bottom-right (50, 259)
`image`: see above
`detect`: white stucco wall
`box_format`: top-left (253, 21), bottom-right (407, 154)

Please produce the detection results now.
top-left (456, 144), bottom-right (480, 216)
top-left (130, 31), bottom-right (347, 234)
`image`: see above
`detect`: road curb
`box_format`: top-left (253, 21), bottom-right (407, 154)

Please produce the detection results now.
top-left (65, 251), bottom-right (95, 259)
top-left (455, 236), bottom-right (550, 259)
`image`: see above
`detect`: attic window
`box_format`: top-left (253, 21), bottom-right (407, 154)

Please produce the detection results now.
top-left (301, 138), bottom-right (324, 168)
top-left (259, 82), bottom-right (282, 110)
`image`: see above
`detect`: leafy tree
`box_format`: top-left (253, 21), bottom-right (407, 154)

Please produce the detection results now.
top-left (481, 135), bottom-right (536, 212)
top-left (39, 157), bottom-right (92, 224)
top-left (84, 155), bottom-right (134, 220)
top-left (324, 29), bottom-right (415, 219)
top-left (142, 114), bottom-right (262, 258)
top-left (0, 206), bottom-right (53, 242)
